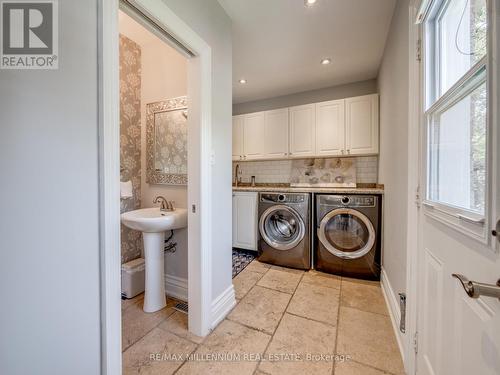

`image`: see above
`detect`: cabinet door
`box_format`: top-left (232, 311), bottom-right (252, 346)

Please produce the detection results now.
top-left (232, 192), bottom-right (258, 250)
top-left (289, 104), bottom-right (316, 157)
top-left (265, 108), bottom-right (289, 158)
top-left (315, 99), bottom-right (345, 156)
top-left (243, 112), bottom-right (266, 160)
top-left (232, 115), bottom-right (244, 161)
top-left (345, 94), bottom-right (379, 155)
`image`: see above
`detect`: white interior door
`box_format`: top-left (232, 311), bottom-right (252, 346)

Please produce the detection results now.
top-left (415, 1), bottom-right (500, 374)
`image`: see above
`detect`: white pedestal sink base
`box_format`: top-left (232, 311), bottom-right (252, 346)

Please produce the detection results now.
top-left (142, 232), bottom-right (166, 313)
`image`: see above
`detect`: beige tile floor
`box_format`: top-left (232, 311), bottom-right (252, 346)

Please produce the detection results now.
top-left (122, 261), bottom-right (405, 375)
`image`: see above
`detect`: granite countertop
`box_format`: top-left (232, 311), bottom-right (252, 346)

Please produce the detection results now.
top-left (232, 183), bottom-right (384, 195)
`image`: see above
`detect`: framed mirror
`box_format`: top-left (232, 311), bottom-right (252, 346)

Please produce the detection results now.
top-left (146, 96), bottom-right (188, 185)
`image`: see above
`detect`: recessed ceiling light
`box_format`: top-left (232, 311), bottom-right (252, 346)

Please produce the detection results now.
top-left (238, 79), bottom-right (247, 84)
top-left (321, 58), bottom-right (332, 65)
top-left (305, 0), bottom-right (317, 6)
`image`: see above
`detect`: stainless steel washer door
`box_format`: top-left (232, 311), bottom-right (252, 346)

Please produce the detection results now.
top-left (318, 208), bottom-right (375, 259)
top-left (259, 205), bottom-right (305, 251)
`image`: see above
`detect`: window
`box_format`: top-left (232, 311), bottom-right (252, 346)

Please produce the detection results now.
top-left (436, 0), bottom-right (487, 95)
top-left (424, 0), bottom-right (488, 224)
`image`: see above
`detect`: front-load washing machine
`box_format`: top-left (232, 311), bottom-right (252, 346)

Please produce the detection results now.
top-left (258, 192), bottom-right (311, 270)
top-left (315, 194), bottom-right (381, 280)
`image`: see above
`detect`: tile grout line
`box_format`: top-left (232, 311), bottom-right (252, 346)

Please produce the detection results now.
top-left (234, 266), bottom-right (270, 302)
top-left (171, 336), bottom-right (201, 375)
top-left (121, 307), bottom-right (176, 353)
top-left (331, 276), bottom-right (344, 375)
top-left (173, 261), bottom-right (273, 375)
top-left (284, 311), bottom-right (339, 329)
top-left (349, 359), bottom-right (401, 375)
top-left (252, 270), bottom-right (306, 375)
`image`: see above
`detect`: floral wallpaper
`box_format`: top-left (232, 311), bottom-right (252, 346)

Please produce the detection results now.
top-left (154, 109), bottom-right (188, 175)
top-left (120, 34), bottom-right (142, 264)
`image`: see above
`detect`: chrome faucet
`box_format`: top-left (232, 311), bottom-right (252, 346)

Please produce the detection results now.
top-left (234, 163), bottom-right (241, 187)
top-left (154, 196), bottom-right (175, 211)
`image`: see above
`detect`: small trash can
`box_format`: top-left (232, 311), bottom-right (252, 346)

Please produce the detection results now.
top-left (121, 258), bottom-right (145, 299)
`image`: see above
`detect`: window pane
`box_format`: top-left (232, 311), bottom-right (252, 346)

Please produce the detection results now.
top-left (428, 81), bottom-right (486, 214)
top-left (438, 0), bottom-right (487, 94)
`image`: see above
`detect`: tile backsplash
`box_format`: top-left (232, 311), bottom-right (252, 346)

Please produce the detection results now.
top-left (233, 156), bottom-right (378, 185)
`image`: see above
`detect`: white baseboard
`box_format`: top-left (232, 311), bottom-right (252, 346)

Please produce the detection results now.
top-left (164, 274), bottom-right (188, 302)
top-left (211, 284), bottom-right (236, 329)
top-left (380, 267), bottom-right (406, 364)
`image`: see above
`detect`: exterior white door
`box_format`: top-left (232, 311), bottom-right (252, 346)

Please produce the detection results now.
top-left (315, 99), bottom-right (345, 156)
top-left (415, 1), bottom-right (500, 374)
top-left (265, 108), bottom-right (289, 158)
top-left (289, 104), bottom-right (316, 157)
top-left (232, 192), bottom-right (258, 251)
top-left (345, 94), bottom-right (379, 155)
top-left (243, 112), bottom-right (266, 160)
top-left (232, 115), bottom-right (244, 161)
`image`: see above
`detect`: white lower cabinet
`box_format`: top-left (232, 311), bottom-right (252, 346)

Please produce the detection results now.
top-left (232, 192), bottom-right (258, 251)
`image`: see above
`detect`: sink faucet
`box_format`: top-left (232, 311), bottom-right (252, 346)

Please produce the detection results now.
top-left (154, 196), bottom-right (175, 211)
top-left (234, 163), bottom-right (240, 187)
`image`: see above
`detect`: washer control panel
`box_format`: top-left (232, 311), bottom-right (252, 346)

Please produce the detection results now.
top-left (320, 195), bottom-right (376, 207)
top-left (260, 193), bottom-right (308, 204)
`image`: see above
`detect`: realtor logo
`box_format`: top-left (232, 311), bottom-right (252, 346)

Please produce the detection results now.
top-left (1, 0), bottom-right (58, 69)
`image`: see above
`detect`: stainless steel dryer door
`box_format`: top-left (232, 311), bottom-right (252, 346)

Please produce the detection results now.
top-left (318, 208), bottom-right (375, 259)
top-left (259, 205), bottom-right (305, 251)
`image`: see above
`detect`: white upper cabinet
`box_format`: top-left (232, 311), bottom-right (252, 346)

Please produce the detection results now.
top-left (345, 94), bottom-right (379, 155)
top-left (232, 115), bottom-right (244, 161)
top-left (231, 93), bottom-right (379, 161)
top-left (264, 108), bottom-right (289, 158)
top-left (315, 99), bottom-right (345, 156)
top-left (289, 104), bottom-right (316, 157)
top-left (243, 112), bottom-right (266, 159)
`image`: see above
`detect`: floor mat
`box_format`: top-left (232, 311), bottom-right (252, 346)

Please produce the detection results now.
top-left (232, 248), bottom-right (256, 278)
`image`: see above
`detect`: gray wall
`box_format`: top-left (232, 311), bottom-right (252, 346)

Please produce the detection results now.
top-left (233, 79), bottom-right (377, 115)
top-left (0, 0), bottom-right (233, 373)
top-left (378, 1), bottom-right (409, 301)
top-left (161, 0), bottom-right (233, 301)
top-left (0, 1), bottom-right (101, 374)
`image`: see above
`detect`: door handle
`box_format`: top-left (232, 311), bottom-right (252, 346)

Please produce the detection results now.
top-left (452, 274), bottom-right (500, 300)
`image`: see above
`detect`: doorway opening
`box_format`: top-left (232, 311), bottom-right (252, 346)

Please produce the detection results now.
top-left (99, 0), bottom-right (216, 373)
top-left (119, 4), bottom-right (191, 350)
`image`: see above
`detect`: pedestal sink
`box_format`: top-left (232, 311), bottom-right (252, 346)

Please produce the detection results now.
top-left (121, 207), bottom-right (187, 312)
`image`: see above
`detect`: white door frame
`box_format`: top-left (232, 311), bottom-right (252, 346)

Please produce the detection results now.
top-left (98, 0), bottom-right (214, 373)
top-left (404, 1), bottom-right (422, 374)
top-left (405, 1), bottom-right (500, 374)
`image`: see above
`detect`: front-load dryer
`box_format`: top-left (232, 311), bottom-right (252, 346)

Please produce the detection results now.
top-left (315, 194), bottom-right (381, 280)
top-left (258, 192), bottom-right (311, 270)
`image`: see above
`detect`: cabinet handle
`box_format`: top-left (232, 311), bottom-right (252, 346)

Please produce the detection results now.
top-left (347, 149), bottom-right (351, 154)
top-left (341, 150), bottom-right (345, 155)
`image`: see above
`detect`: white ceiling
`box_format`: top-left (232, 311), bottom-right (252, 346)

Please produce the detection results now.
top-left (218, 0), bottom-right (396, 104)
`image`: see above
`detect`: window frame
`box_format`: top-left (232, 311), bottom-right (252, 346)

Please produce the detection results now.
top-left (422, 0), bottom-right (491, 243)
